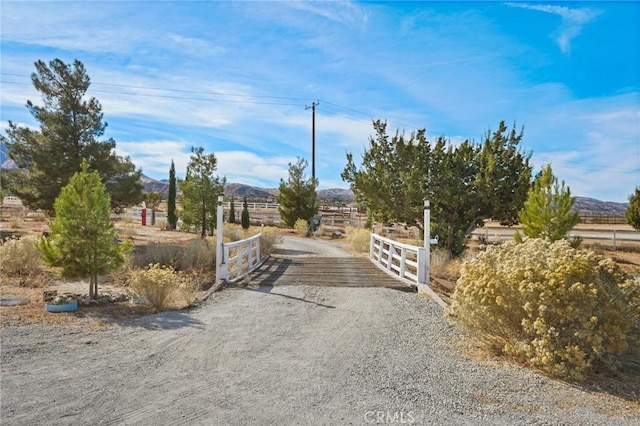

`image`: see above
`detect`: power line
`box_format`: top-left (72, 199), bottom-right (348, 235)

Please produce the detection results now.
top-left (1, 72), bottom-right (311, 102)
top-left (0, 79), bottom-right (304, 106)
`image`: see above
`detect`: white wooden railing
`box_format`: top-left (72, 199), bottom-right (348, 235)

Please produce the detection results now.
top-left (369, 233), bottom-right (427, 286)
top-left (219, 233), bottom-right (262, 281)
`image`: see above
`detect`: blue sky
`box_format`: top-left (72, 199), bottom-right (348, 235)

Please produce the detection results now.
top-left (1, 1), bottom-right (638, 202)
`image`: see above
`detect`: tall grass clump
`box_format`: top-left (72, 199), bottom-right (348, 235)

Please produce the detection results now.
top-left (346, 227), bottom-right (371, 254)
top-left (449, 238), bottom-right (640, 380)
top-left (255, 226), bottom-right (282, 256)
top-left (131, 242), bottom-right (183, 269)
top-left (0, 236), bottom-right (52, 287)
top-left (223, 223), bottom-right (244, 242)
top-left (430, 248), bottom-right (464, 281)
top-left (179, 238), bottom-right (216, 271)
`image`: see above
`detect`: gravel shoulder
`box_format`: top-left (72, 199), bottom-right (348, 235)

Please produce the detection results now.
top-left (1, 236), bottom-right (639, 425)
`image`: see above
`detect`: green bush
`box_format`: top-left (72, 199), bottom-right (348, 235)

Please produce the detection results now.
top-left (449, 238), bottom-right (640, 380)
top-left (0, 236), bottom-right (52, 287)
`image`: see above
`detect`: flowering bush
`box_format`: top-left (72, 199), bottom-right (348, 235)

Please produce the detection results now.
top-left (293, 218), bottom-right (308, 236)
top-left (131, 264), bottom-right (198, 311)
top-left (449, 238), bottom-right (640, 380)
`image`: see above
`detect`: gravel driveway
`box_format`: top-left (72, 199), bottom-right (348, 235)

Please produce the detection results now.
top-left (1, 236), bottom-right (638, 425)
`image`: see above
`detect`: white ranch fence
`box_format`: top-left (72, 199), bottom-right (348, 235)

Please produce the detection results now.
top-left (219, 233), bottom-right (262, 282)
top-left (367, 200), bottom-right (445, 308)
top-left (369, 233), bottom-right (427, 286)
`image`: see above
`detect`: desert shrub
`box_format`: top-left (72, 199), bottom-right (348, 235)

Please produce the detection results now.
top-left (430, 248), bottom-right (465, 281)
top-left (0, 236), bottom-right (52, 287)
top-left (346, 227), bottom-right (371, 254)
top-left (223, 223), bottom-right (244, 242)
top-left (154, 218), bottom-right (168, 230)
top-left (449, 238), bottom-right (640, 380)
top-left (430, 248), bottom-right (452, 277)
top-left (179, 238), bottom-right (216, 271)
top-left (8, 216), bottom-right (21, 229)
top-left (132, 243), bottom-right (183, 269)
top-left (130, 237), bottom-right (216, 272)
top-left (293, 218), bottom-right (308, 236)
top-left (131, 264), bottom-right (196, 311)
top-left (255, 226), bottom-right (282, 256)
top-left (173, 270), bottom-right (202, 307)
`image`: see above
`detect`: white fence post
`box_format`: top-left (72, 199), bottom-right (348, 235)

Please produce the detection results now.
top-left (423, 200), bottom-right (430, 286)
top-left (216, 194), bottom-right (225, 282)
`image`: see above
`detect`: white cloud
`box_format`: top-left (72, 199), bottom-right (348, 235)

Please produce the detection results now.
top-left (167, 34), bottom-right (226, 57)
top-left (216, 151), bottom-right (293, 187)
top-left (116, 140), bottom-right (193, 178)
top-left (505, 2), bottom-right (602, 53)
top-left (286, 0), bottom-right (369, 26)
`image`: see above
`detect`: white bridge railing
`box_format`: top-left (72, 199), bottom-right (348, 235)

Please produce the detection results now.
top-left (219, 233), bottom-right (262, 281)
top-left (369, 233), bottom-right (427, 286)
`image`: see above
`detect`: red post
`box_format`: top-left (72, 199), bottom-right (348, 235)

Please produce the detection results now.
top-left (141, 208), bottom-right (147, 226)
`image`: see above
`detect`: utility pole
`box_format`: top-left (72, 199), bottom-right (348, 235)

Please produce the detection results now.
top-left (305, 101), bottom-right (319, 180)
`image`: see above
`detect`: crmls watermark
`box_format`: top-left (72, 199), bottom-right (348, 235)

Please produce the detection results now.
top-left (363, 410), bottom-right (418, 424)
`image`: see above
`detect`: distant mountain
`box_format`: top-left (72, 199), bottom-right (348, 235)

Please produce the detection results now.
top-left (141, 174), bottom-right (170, 195)
top-left (573, 197), bottom-right (628, 216)
top-left (225, 183), bottom-right (274, 200)
top-left (0, 166), bottom-right (630, 214)
top-left (317, 188), bottom-right (355, 203)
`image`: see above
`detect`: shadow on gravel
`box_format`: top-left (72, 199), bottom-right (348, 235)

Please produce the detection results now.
top-left (244, 286), bottom-right (335, 309)
top-left (575, 345), bottom-right (640, 404)
top-left (119, 310), bottom-right (206, 331)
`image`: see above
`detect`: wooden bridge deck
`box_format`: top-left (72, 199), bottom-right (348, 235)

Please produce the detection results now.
top-left (249, 253), bottom-right (415, 292)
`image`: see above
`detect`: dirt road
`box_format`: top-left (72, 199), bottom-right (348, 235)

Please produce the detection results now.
top-left (1, 236), bottom-right (638, 425)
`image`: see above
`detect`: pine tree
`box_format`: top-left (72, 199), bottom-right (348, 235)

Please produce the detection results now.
top-left (625, 187), bottom-right (640, 230)
top-left (518, 164), bottom-right (579, 241)
top-left (241, 196), bottom-right (250, 230)
top-left (167, 160), bottom-right (177, 230)
top-left (38, 160), bottom-right (132, 299)
top-left (277, 157), bottom-right (318, 227)
top-left (1, 58), bottom-right (143, 213)
top-left (179, 147), bottom-right (225, 238)
top-left (229, 195), bottom-right (236, 224)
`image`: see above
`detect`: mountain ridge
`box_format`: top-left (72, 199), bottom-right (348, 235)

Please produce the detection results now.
top-left (139, 175), bottom-right (628, 215)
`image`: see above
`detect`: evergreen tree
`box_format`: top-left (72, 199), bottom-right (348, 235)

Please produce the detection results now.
top-left (241, 196), bottom-right (250, 230)
top-left (343, 120), bottom-right (531, 256)
top-left (178, 147), bottom-right (225, 238)
top-left (167, 160), bottom-right (177, 230)
top-left (229, 195), bottom-right (236, 224)
top-left (518, 164), bottom-right (579, 241)
top-left (475, 122), bottom-right (531, 226)
top-left (1, 58), bottom-right (143, 214)
top-left (38, 160), bottom-right (132, 299)
top-left (625, 187), bottom-right (640, 230)
top-left (277, 157), bottom-right (318, 227)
